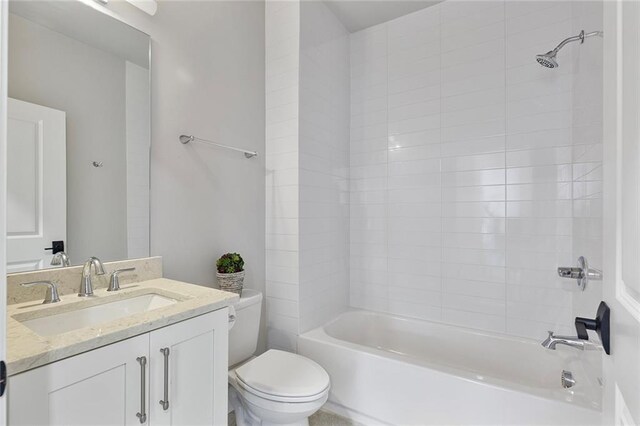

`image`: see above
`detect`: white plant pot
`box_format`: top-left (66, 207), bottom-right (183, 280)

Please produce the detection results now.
top-left (217, 271), bottom-right (245, 295)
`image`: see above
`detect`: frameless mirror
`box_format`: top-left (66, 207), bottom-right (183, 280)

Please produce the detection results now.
top-left (7, 0), bottom-right (150, 273)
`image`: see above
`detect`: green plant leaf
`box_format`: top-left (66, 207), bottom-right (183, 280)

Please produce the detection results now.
top-left (216, 252), bottom-right (245, 273)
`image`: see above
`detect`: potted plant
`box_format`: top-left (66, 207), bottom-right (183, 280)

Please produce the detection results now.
top-left (216, 253), bottom-right (245, 295)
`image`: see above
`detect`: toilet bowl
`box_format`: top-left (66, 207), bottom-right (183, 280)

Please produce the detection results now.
top-left (228, 291), bottom-right (330, 426)
top-left (229, 350), bottom-right (329, 426)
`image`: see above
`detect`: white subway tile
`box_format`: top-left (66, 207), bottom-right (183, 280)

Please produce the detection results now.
top-left (443, 292), bottom-right (506, 316)
top-left (442, 185), bottom-right (505, 202)
top-left (388, 128), bottom-right (441, 149)
top-left (442, 308), bottom-right (506, 333)
top-left (443, 233), bottom-right (506, 249)
top-left (388, 273), bottom-right (442, 292)
top-left (506, 200), bottom-right (572, 218)
top-left (443, 278), bottom-right (506, 300)
top-left (442, 217), bottom-right (506, 234)
top-left (442, 152), bottom-right (505, 172)
top-left (442, 169), bottom-right (505, 187)
top-left (442, 201), bottom-right (506, 218)
top-left (506, 182), bottom-right (572, 201)
top-left (343, 0), bottom-right (602, 339)
top-left (388, 144), bottom-right (441, 162)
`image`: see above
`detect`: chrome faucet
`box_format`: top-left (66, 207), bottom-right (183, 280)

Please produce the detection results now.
top-left (50, 251), bottom-right (70, 267)
top-left (78, 257), bottom-right (105, 297)
top-left (541, 331), bottom-right (601, 351)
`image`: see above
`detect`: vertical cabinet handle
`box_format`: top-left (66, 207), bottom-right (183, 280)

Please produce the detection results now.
top-left (159, 348), bottom-right (170, 410)
top-left (136, 356), bottom-right (147, 423)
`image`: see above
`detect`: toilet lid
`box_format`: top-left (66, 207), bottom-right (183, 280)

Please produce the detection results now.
top-left (235, 350), bottom-right (330, 399)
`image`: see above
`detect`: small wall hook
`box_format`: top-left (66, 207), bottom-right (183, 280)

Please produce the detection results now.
top-left (92, 161), bottom-right (104, 168)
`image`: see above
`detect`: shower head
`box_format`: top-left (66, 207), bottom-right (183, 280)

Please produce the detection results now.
top-left (536, 51), bottom-right (559, 69)
top-left (535, 30), bottom-right (602, 69)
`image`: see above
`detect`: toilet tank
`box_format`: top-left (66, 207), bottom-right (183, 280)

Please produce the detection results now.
top-left (228, 289), bottom-right (262, 367)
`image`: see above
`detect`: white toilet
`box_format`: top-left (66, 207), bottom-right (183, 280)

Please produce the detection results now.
top-left (228, 290), bottom-right (330, 426)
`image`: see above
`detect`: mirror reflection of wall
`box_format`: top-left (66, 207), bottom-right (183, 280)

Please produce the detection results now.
top-left (7, 1), bottom-right (150, 273)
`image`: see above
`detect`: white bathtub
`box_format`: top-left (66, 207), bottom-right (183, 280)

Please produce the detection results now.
top-left (298, 310), bottom-right (602, 425)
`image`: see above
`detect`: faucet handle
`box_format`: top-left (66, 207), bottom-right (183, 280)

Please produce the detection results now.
top-left (21, 281), bottom-right (61, 304)
top-left (108, 267), bottom-right (136, 292)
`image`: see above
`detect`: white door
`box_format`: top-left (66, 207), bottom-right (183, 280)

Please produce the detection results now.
top-left (149, 309), bottom-right (229, 426)
top-left (8, 334), bottom-right (149, 425)
top-left (602, 1), bottom-right (640, 424)
top-left (0, 0), bottom-right (8, 421)
top-left (6, 97), bottom-right (65, 273)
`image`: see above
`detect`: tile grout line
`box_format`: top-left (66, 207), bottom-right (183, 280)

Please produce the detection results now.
top-left (439, 4), bottom-right (444, 321)
top-left (503, 0), bottom-right (508, 334)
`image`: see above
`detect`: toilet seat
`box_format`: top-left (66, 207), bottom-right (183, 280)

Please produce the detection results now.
top-left (234, 350), bottom-right (330, 403)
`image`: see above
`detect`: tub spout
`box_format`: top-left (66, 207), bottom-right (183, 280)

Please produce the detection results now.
top-left (541, 331), bottom-right (601, 351)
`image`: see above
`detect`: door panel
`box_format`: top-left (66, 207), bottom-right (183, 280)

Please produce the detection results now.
top-left (603, 1), bottom-right (640, 424)
top-left (49, 367), bottom-right (126, 426)
top-left (149, 309), bottom-right (228, 426)
top-left (7, 97), bottom-right (65, 273)
top-left (0, 1), bottom-right (8, 421)
top-left (8, 334), bottom-right (148, 426)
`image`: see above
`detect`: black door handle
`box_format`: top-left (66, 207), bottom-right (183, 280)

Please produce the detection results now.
top-left (44, 240), bottom-right (64, 254)
top-left (575, 301), bottom-right (610, 355)
top-left (574, 317), bottom-right (597, 340)
top-left (0, 360), bottom-right (7, 397)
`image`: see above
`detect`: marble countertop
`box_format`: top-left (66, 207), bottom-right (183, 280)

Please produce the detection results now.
top-left (7, 278), bottom-right (238, 376)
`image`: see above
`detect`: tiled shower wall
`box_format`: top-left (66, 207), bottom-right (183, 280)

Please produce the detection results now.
top-left (266, 0), bottom-right (301, 351)
top-left (299, 1), bottom-right (350, 333)
top-left (266, 0), bottom-right (350, 350)
top-left (349, 1), bottom-right (603, 340)
top-left (570, 2), bottom-right (604, 321)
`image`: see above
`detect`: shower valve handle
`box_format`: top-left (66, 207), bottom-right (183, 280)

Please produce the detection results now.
top-left (557, 256), bottom-right (601, 291)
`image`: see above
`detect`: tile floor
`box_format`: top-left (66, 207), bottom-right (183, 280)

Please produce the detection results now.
top-left (228, 409), bottom-right (355, 426)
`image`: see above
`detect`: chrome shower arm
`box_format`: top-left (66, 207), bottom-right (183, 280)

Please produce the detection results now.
top-left (552, 30), bottom-right (602, 53)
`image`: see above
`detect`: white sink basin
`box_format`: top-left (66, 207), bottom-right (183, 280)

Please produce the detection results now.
top-left (19, 293), bottom-right (177, 337)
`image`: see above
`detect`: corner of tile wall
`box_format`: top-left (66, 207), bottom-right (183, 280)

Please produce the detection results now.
top-left (266, 0), bottom-right (301, 351)
top-left (265, 0), bottom-right (351, 349)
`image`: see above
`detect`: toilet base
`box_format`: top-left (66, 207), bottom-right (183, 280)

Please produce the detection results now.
top-left (229, 384), bottom-right (320, 426)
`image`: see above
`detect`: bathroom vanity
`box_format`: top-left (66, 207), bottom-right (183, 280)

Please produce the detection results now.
top-left (6, 272), bottom-right (237, 425)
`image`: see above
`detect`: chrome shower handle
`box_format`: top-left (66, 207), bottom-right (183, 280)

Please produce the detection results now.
top-left (557, 256), bottom-right (602, 291)
top-left (557, 267), bottom-right (584, 279)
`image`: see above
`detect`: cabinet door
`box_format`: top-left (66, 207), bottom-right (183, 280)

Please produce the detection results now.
top-left (9, 334), bottom-right (149, 426)
top-left (149, 309), bottom-right (229, 426)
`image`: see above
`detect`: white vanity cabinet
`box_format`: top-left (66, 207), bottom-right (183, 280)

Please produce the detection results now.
top-left (9, 333), bottom-right (149, 426)
top-left (149, 309), bottom-right (228, 426)
top-left (8, 309), bottom-right (229, 426)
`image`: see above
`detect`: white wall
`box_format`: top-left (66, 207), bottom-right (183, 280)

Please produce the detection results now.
top-left (265, 0), bottom-right (350, 350)
top-left (350, 0), bottom-right (603, 340)
top-left (8, 13), bottom-right (129, 263)
top-left (95, 1), bottom-right (267, 349)
top-left (125, 61), bottom-right (150, 259)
